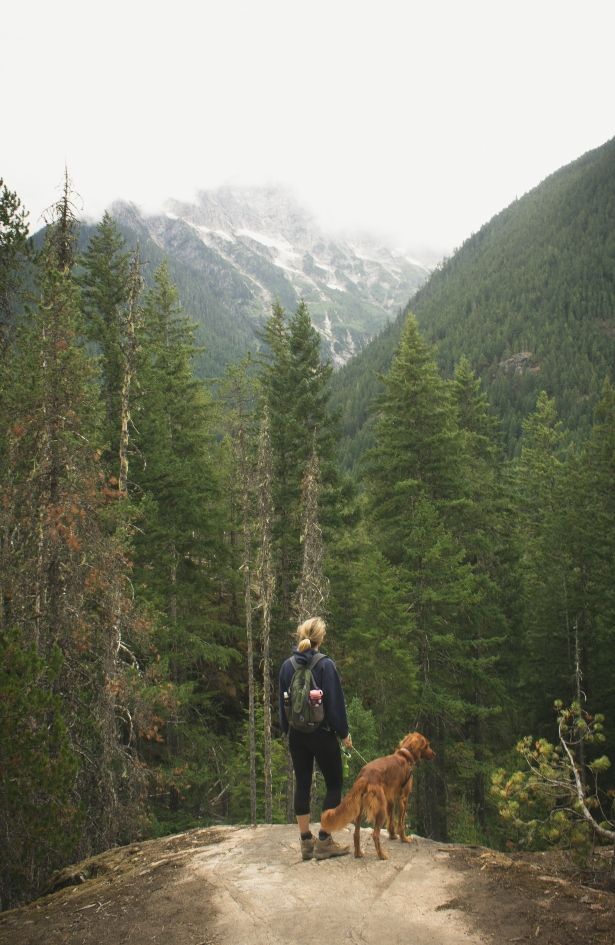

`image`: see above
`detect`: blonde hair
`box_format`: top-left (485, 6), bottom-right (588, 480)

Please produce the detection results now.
top-left (296, 617), bottom-right (326, 653)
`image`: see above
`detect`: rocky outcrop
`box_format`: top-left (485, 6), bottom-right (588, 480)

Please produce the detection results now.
top-left (498, 351), bottom-right (540, 375)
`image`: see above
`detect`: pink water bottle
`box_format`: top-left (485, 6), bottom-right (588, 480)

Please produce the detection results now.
top-left (309, 689), bottom-right (323, 704)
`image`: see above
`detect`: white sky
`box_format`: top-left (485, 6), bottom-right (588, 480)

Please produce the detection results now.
top-left (3, 0), bottom-right (614, 255)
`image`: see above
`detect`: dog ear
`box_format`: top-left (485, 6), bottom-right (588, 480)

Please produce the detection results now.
top-left (406, 732), bottom-right (430, 754)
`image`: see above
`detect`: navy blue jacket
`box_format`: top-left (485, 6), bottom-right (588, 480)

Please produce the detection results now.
top-left (278, 648), bottom-right (349, 738)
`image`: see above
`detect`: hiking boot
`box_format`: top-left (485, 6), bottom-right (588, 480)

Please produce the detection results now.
top-left (300, 835), bottom-right (315, 860)
top-left (314, 835), bottom-right (350, 860)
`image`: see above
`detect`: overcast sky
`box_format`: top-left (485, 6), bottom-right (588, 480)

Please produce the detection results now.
top-left (3, 0), bottom-right (614, 256)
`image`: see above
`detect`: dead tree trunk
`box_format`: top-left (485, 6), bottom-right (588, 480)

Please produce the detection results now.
top-left (292, 440), bottom-right (330, 819)
top-left (113, 248), bottom-right (144, 683)
top-left (292, 442), bottom-right (329, 622)
top-left (223, 360), bottom-right (258, 824)
top-left (118, 247), bottom-right (143, 498)
top-left (256, 409), bottom-right (275, 823)
top-left (243, 551), bottom-right (257, 826)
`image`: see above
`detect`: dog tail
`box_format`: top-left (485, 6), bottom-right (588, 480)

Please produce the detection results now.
top-left (321, 778), bottom-right (367, 832)
top-left (363, 783), bottom-right (387, 823)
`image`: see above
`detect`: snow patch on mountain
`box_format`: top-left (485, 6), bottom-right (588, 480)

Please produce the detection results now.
top-left (112, 186), bottom-right (432, 368)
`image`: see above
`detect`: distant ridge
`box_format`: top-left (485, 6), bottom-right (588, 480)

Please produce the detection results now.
top-left (106, 185), bottom-right (430, 374)
top-left (331, 136), bottom-right (615, 466)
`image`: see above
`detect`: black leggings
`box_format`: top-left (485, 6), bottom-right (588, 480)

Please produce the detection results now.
top-left (289, 728), bottom-right (343, 816)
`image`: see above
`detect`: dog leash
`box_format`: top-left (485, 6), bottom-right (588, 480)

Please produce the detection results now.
top-left (342, 743), bottom-right (370, 766)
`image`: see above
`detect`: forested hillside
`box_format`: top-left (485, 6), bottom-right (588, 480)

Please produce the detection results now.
top-left (1, 152), bottom-right (614, 913)
top-left (331, 136), bottom-right (615, 467)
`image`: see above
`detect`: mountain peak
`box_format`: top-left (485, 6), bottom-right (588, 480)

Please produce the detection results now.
top-left (109, 186), bottom-right (432, 370)
top-left (177, 184), bottom-right (317, 241)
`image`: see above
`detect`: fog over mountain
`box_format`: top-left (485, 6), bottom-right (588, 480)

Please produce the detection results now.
top-left (110, 185), bottom-right (431, 369)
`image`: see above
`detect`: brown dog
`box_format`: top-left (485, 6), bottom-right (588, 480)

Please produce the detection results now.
top-left (320, 732), bottom-right (435, 859)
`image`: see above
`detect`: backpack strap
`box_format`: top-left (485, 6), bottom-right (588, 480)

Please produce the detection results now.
top-left (308, 652), bottom-right (326, 670)
top-left (290, 652), bottom-right (326, 671)
top-left (308, 652), bottom-right (330, 730)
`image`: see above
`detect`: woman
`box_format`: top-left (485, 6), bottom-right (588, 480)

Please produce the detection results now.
top-left (278, 616), bottom-right (353, 860)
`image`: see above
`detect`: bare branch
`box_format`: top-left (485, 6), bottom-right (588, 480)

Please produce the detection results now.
top-left (558, 717), bottom-right (615, 842)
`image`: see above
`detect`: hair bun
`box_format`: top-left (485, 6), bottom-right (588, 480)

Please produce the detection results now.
top-left (297, 638), bottom-right (313, 653)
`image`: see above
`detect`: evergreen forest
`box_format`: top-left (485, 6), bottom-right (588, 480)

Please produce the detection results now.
top-left (331, 135), bottom-right (615, 467)
top-left (1, 156), bottom-right (614, 910)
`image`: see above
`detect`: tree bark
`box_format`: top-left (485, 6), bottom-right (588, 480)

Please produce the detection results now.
top-left (118, 248), bottom-right (142, 497)
top-left (256, 411), bottom-right (275, 823)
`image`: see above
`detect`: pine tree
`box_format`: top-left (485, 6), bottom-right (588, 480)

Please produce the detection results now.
top-left (287, 300), bottom-right (333, 475)
top-left (222, 357), bottom-right (259, 825)
top-left (452, 356), bottom-right (501, 515)
top-left (450, 358), bottom-right (510, 828)
top-left (0, 178), bottom-right (144, 900)
top-left (557, 380), bottom-right (615, 753)
top-left (0, 178), bottom-right (30, 355)
top-left (79, 211), bottom-right (131, 452)
top-left (259, 300), bottom-right (334, 659)
top-left (259, 302), bottom-right (296, 641)
top-left (258, 300), bottom-right (339, 820)
top-left (327, 526), bottom-right (416, 738)
top-left (365, 313), bottom-right (458, 558)
top-left (365, 313), bottom-right (501, 839)
top-left (130, 262), bottom-right (239, 819)
top-left (255, 408), bottom-right (276, 823)
top-left (510, 391), bottom-right (570, 729)
top-left (0, 629), bottom-right (77, 908)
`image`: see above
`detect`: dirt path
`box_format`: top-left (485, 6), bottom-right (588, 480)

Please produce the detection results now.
top-left (1, 825), bottom-right (615, 945)
top-left (195, 825), bottom-right (483, 945)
